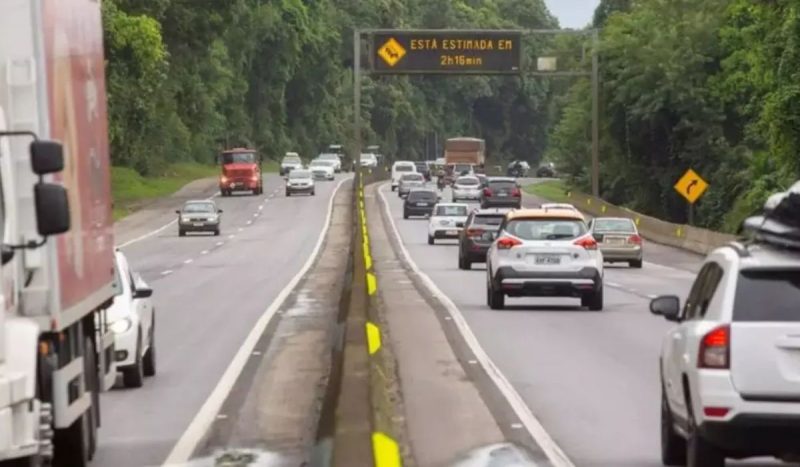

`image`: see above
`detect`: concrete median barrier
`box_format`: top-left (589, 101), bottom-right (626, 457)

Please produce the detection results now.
top-left (548, 189), bottom-right (736, 256)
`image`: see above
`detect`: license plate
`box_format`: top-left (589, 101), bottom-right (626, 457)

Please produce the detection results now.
top-left (193, 223), bottom-right (204, 227)
top-left (447, 230), bottom-right (459, 236)
top-left (416, 203), bottom-right (427, 206)
top-left (605, 238), bottom-right (625, 245)
top-left (534, 254), bottom-right (561, 265)
top-left (498, 193), bottom-right (508, 197)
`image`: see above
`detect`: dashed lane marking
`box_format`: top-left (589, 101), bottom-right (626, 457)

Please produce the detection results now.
top-left (228, 235), bottom-right (235, 239)
top-left (201, 250), bottom-right (209, 255)
top-left (184, 259), bottom-right (193, 264)
top-left (216, 241), bottom-right (224, 246)
top-left (161, 270), bottom-right (173, 276)
top-left (246, 221), bottom-right (253, 225)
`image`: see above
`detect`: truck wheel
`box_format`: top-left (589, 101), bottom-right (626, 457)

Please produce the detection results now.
top-left (143, 320), bottom-right (156, 377)
top-left (53, 412), bottom-right (90, 467)
top-left (84, 336), bottom-right (99, 457)
top-left (122, 333), bottom-right (144, 388)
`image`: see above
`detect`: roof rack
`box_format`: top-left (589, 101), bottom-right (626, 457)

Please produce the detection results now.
top-left (723, 241), bottom-right (751, 258)
top-left (739, 183), bottom-right (800, 251)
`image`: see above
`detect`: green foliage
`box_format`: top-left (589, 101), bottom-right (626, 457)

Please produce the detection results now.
top-left (104, 0), bottom-right (558, 182)
top-left (523, 179), bottom-right (570, 202)
top-left (547, 0), bottom-right (800, 232)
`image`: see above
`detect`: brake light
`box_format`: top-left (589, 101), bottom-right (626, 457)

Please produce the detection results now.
top-left (483, 188), bottom-right (493, 197)
top-left (466, 228), bottom-right (485, 237)
top-left (573, 236), bottom-right (597, 250)
top-left (698, 325), bottom-right (730, 369)
top-left (496, 236), bottom-right (522, 250)
top-left (703, 407), bottom-right (730, 418)
top-left (628, 234), bottom-right (642, 245)
top-left (511, 188), bottom-right (521, 197)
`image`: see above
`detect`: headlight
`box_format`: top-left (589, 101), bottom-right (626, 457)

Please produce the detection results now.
top-left (110, 317), bottom-right (132, 334)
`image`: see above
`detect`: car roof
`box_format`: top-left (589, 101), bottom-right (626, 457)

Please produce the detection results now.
top-left (434, 202), bottom-right (469, 207)
top-left (592, 216), bottom-right (634, 222)
top-left (506, 208), bottom-right (584, 221)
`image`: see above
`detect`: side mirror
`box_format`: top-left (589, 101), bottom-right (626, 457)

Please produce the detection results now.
top-left (30, 140), bottom-right (64, 175)
top-left (133, 287), bottom-right (153, 299)
top-left (175, 209), bottom-right (181, 214)
top-left (650, 295), bottom-right (681, 322)
top-left (217, 209), bottom-right (223, 214)
top-left (34, 183), bottom-right (70, 236)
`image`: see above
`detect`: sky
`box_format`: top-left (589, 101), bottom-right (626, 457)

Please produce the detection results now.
top-left (543, 0), bottom-right (601, 29)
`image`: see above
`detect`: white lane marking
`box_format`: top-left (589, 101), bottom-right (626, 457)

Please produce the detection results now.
top-left (201, 250), bottom-right (209, 255)
top-left (246, 221), bottom-right (253, 226)
top-left (227, 234), bottom-right (235, 239)
top-left (216, 241), bottom-right (224, 247)
top-left (258, 205), bottom-right (264, 211)
top-left (238, 227), bottom-right (244, 232)
top-left (117, 192), bottom-right (219, 249)
top-left (644, 261), bottom-right (695, 275)
top-left (161, 270), bottom-right (173, 276)
top-left (607, 281), bottom-right (621, 287)
top-left (163, 177), bottom-right (349, 465)
top-left (648, 294), bottom-right (658, 299)
top-left (269, 194), bottom-right (275, 199)
top-left (377, 184), bottom-right (575, 467)
top-left (184, 259), bottom-right (193, 264)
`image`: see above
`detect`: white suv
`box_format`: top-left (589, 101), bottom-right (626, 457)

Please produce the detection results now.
top-left (652, 242), bottom-right (800, 467)
top-left (485, 208), bottom-right (604, 310)
top-left (427, 203), bottom-right (469, 244)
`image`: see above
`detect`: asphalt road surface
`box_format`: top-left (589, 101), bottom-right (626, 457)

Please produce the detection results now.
top-left (92, 174), bottom-right (347, 467)
top-left (379, 182), bottom-right (793, 467)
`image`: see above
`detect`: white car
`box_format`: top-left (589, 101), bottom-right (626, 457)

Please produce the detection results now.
top-left (541, 203), bottom-right (579, 212)
top-left (360, 153), bottom-right (378, 168)
top-left (427, 203), bottom-right (470, 245)
top-left (652, 188), bottom-right (800, 467)
top-left (391, 161), bottom-right (417, 191)
top-left (309, 160), bottom-right (335, 180)
top-left (317, 153), bottom-right (342, 172)
top-left (109, 250), bottom-right (156, 388)
top-left (485, 208), bottom-right (603, 310)
top-left (285, 169), bottom-right (315, 196)
top-left (280, 152), bottom-right (303, 176)
top-left (452, 175), bottom-right (482, 202)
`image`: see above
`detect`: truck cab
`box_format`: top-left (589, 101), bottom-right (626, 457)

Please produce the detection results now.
top-left (218, 148), bottom-right (263, 196)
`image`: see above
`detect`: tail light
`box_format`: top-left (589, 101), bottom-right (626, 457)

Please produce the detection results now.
top-left (483, 188), bottom-right (493, 197)
top-left (220, 175), bottom-right (228, 183)
top-left (573, 236), bottom-right (597, 250)
top-left (511, 188), bottom-right (521, 197)
top-left (699, 325), bottom-right (730, 369)
top-left (628, 234), bottom-right (643, 245)
top-left (496, 236), bottom-right (522, 250)
top-left (466, 228), bottom-right (484, 237)
top-left (251, 174), bottom-right (259, 181)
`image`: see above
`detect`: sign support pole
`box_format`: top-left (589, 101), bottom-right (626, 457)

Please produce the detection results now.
top-left (688, 203), bottom-right (694, 226)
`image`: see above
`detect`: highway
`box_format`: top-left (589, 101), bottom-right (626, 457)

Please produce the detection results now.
top-left (92, 173), bottom-right (348, 467)
top-left (377, 182), bottom-right (791, 467)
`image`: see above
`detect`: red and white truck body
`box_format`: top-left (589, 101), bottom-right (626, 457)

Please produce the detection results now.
top-left (0, 0), bottom-right (116, 464)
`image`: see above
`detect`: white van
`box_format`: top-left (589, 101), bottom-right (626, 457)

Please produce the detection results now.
top-left (391, 161), bottom-right (417, 191)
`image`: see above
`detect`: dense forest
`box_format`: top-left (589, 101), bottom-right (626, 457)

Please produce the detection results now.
top-left (547, 0), bottom-right (800, 231)
top-left (104, 0), bottom-right (800, 232)
top-left (103, 0), bottom-right (558, 175)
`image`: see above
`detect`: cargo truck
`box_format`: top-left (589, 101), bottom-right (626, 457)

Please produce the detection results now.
top-left (218, 147), bottom-right (263, 196)
top-left (0, 1), bottom-right (117, 465)
top-left (443, 137), bottom-right (485, 184)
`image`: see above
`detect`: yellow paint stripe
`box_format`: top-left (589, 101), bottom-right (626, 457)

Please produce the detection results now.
top-left (366, 321), bottom-right (381, 355)
top-left (372, 432), bottom-right (401, 467)
top-left (367, 272), bottom-right (377, 295)
top-left (635, 217), bottom-right (641, 226)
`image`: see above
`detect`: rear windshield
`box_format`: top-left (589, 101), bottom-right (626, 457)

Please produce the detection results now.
top-left (395, 165), bottom-right (414, 172)
top-left (733, 270), bottom-right (800, 322)
top-left (473, 215), bottom-right (505, 228)
top-left (456, 177), bottom-right (479, 186)
top-left (594, 219), bottom-right (635, 233)
top-left (408, 190), bottom-right (436, 201)
top-left (282, 156), bottom-right (300, 163)
top-left (504, 218), bottom-right (587, 241)
top-left (435, 205), bottom-right (468, 217)
top-left (289, 170), bottom-right (311, 179)
top-left (402, 173), bottom-right (424, 181)
top-left (488, 181), bottom-right (516, 190)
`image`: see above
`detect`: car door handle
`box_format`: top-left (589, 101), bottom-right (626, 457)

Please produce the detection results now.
top-left (775, 336), bottom-right (800, 350)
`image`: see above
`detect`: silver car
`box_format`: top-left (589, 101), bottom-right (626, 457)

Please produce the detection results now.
top-left (285, 169), bottom-right (315, 196)
top-left (452, 175), bottom-right (482, 202)
top-left (398, 173), bottom-right (425, 198)
top-left (588, 217), bottom-right (643, 268)
top-left (177, 200), bottom-right (222, 236)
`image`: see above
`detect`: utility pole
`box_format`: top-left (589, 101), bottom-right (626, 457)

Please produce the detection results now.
top-left (591, 28), bottom-right (600, 198)
top-left (353, 30), bottom-right (361, 179)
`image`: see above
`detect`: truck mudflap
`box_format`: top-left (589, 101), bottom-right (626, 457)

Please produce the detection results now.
top-left (99, 330), bottom-right (115, 392)
top-left (52, 358), bottom-right (91, 429)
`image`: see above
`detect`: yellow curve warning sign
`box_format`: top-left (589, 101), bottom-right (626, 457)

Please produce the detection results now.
top-left (377, 38), bottom-right (406, 67)
top-left (674, 168), bottom-right (709, 204)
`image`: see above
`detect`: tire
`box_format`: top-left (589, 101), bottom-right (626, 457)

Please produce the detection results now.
top-left (178, 229), bottom-right (185, 237)
top-left (214, 228), bottom-right (220, 236)
top-left (403, 211), bottom-right (409, 220)
top-left (143, 319), bottom-right (156, 377)
top-left (458, 254), bottom-right (466, 270)
top-left (630, 259), bottom-right (643, 268)
top-left (53, 412), bottom-right (91, 467)
top-left (487, 273), bottom-right (505, 310)
top-left (391, 186), bottom-right (396, 192)
top-left (686, 394), bottom-right (725, 467)
top-left (428, 235), bottom-right (434, 245)
top-left (286, 190), bottom-right (291, 197)
top-left (661, 388), bottom-right (687, 466)
top-left (582, 285), bottom-right (603, 311)
top-left (122, 332), bottom-right (144, 388)
top-left (463, 258), bottom-right (472, 270)
top-left (311, 190), bottom-right (315, 196)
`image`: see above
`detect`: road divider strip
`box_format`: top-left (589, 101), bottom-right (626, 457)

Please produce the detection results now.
top-left (377, 183), bottom-right (575, 467)
top-left (162, 178), bottom-right (349, 466)
top-left (357, 176), bottom-right (405, 467)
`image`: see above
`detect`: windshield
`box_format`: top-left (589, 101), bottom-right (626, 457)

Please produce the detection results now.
top-left (593, 219), bottom-right (635, 233)
top-left (318, 153), bottom-right (339, 161)
top-left (435, 205), bottom-right (468, 217)
top-left (456, 177), bottom-right (479, 186)
top-left (112, 258), bottom-right (124, 296)
top-left (733, 270), bottom-right (800, 322)
top-left (221, 152), bottom-right (256, 164)
top-left (505, 218), bottom-right (587, 241)
top-left (407, 190), bottom-right (436, 201)
top-left (360, 154), bottom-right (376, 161)
top-left (289, 170), bottom-right (311, 179)
top-left (395, 164), bottom-right (415, 172)
top-left (182, 202), bottom-right (215, 213)
top-left (311, 160), bottom-right (333, 166)
top-left (473, 215), bottom-right (505, 228)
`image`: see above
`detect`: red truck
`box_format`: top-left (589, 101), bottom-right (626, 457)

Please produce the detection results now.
top-left (218, 147), bottom-right (263, 196)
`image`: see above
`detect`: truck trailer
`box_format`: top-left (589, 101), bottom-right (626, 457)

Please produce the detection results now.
top-left (444, 137), bottom-right (485, 166)
top-left (0, 1), bottom-right (117, 465)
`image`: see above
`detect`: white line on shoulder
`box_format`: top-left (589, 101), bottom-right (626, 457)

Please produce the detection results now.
top-left (162, 177), bottom-right (349, 465)
top-left (377, 183), bottom-right (575, 467)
